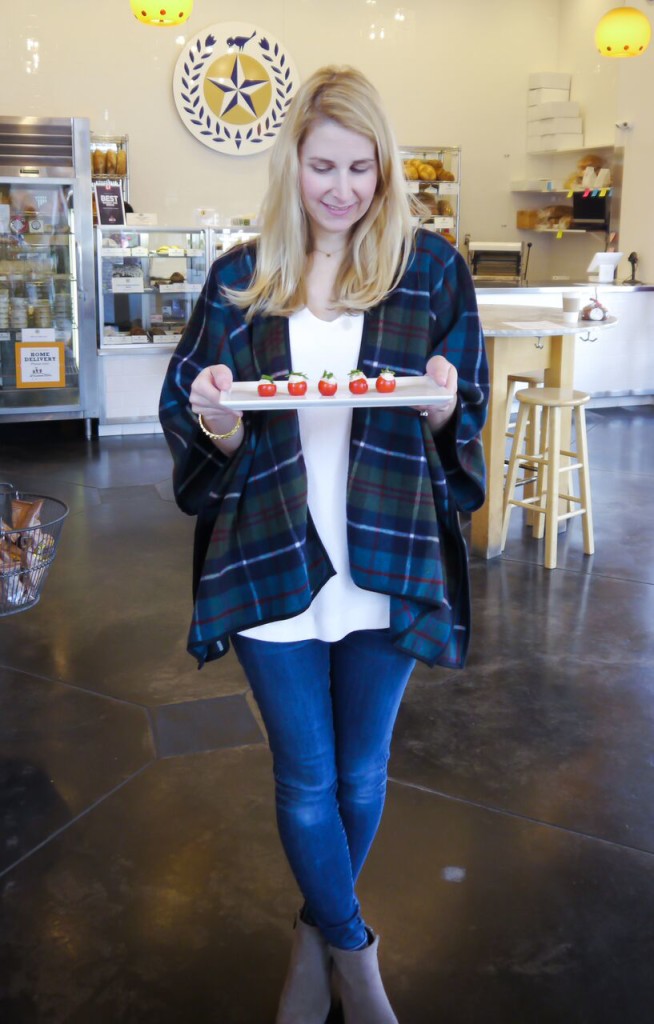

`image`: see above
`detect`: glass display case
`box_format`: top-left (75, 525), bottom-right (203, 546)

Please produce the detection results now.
top-left (400, 145), bottom-right (461, 246)
top-left (96, 225), bottom-right (209, 347)
top-left (0, 116), bottom-right (97, 425)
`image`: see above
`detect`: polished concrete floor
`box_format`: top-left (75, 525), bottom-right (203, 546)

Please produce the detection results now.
top-left (1, 405), bottom-right (653, 1024)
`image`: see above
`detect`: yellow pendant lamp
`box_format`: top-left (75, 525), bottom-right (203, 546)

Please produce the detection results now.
top-left (595, 5), bottom-right (651, 57)
top-left (130, 1), bottom-right (193, 26)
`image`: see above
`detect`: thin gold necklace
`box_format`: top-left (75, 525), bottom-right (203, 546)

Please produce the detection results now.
top-left (312, 246), bottom-right (346, 259)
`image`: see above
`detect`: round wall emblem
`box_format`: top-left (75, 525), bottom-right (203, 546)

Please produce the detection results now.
top-left (173, 22), bottom-right (299, 155)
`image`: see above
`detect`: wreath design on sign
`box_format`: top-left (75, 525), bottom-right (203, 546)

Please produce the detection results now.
top-left (173, 22), bottom-right (299, 155)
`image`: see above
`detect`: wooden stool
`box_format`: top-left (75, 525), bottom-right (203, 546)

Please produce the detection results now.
top-left (505, 372), bottom-right (544, 523)
top-left (501, 387), bottom-right (594, 569)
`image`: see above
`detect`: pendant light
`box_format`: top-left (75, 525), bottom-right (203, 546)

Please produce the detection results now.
top-left (595, 5), bottom-right (651, 56)
top-left (130, 1), bottom-right (193, 26)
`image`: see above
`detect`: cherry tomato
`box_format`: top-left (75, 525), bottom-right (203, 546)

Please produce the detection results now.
top-left (376, 371), bottom-right (396, 393)
top-left (349, 376), bottom-right (369, 395)
top-left (318, 372), bottom-right (338, 397)
top-left (258, 377), bottom-right (277, 397)
top-left (288, 379), bottom-right (308, 397)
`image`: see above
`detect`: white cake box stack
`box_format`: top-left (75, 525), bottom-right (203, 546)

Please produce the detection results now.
top-left (527, 117), bottom-right (583, 137)
top-left (526, 73), bottom-right (583, 152)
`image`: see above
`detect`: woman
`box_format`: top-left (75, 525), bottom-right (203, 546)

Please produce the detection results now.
top-left (160, 66), bottom-right (488, 1024)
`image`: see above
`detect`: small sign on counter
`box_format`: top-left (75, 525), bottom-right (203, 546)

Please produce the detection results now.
top-left (94, 181), bottom-right (126, 226)
top-left (126, 212), bottom-right (158, 226)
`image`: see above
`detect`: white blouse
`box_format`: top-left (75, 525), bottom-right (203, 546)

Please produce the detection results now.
top-left (238, 307), bottom-right (390, 643)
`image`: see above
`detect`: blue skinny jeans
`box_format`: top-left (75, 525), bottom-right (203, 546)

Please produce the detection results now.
top-left (231, 628), bottom-right (415, 950)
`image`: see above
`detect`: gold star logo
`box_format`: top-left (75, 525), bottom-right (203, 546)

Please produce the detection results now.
top-left (204, 54), bottom-right (272, 125)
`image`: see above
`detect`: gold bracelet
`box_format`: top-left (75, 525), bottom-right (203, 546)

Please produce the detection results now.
top-left (198, 413), bottom-right (243, 440)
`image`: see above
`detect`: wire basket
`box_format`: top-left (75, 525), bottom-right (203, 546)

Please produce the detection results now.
top-left (0, 485), bottom-right (69, 617)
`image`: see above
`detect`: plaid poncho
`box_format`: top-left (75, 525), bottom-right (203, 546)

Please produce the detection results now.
top-left (159, 228), bottom-right (488, 669)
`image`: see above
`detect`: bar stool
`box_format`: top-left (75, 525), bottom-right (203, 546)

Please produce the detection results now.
top-left (505, 371), bottom-right (544, 437)
top-left (505, 372), bottom-right (544, 524)
top-left (501, 387), bottom-right (594, 569)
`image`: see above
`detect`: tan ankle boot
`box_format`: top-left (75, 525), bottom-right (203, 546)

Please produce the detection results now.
top-left (276, 916), bottom-right (332, 1024)
top-left (329, 932), bottom-right (398, 1024)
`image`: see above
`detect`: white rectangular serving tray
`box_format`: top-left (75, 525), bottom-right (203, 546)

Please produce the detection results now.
top-left (218, 375), bottom-right (451, 411)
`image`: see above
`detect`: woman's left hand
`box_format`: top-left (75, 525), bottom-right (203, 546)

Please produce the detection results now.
top-left (417, 355), bottom-right (458, 431)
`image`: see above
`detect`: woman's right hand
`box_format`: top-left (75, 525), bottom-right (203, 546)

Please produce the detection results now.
top-left (189, 364), bottom-right (244, 450)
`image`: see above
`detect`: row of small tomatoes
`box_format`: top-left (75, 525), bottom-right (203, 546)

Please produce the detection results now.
top-left (258, 369), bottom-right (396, 398)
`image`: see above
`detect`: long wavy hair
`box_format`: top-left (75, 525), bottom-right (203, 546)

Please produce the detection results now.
top-left (223, 65), bottom-right (415, 320)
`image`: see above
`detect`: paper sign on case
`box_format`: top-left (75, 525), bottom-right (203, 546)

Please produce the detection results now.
top-left (15, 341), bottom-right (66, 389)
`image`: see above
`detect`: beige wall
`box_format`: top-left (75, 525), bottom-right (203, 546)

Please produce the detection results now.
top-left (1, 0), bottom-right (651, 281)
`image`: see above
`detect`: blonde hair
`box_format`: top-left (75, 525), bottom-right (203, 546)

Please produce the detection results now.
top-left (224, 65), bottom-right (415, 320)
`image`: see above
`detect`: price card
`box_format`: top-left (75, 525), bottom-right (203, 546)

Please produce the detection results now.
top-left (158, 283), bottom-right (202, 293)
top-left (185, 248), bottom-right (205, 257)
top-left (21, 328), bottom-right (56, 342)
top-left (125, 212), bottom-right (158, 226)
top-left (438, 181), bottom-right (459, 195)
top-left (132, 246), bottom-right (148, 256)
top-left (112, 277), bottom-right (144, 293)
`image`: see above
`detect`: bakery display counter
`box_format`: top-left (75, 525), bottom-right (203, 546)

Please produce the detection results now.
top-left (96, 225), bottom-right (209, 434)
top-left (97, 342), bottom-right (177, 437)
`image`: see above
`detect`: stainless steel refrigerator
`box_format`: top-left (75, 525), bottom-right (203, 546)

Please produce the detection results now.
top-left (0, 116), bottom-right (98, 428)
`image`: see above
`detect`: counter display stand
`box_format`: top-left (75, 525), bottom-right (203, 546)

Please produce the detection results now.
top-left (400, 145), bottom-right (461, 246)
top-left (96, 225), bottom-right (209, 435)
top-left (91, 134), bottom-right (130, 204)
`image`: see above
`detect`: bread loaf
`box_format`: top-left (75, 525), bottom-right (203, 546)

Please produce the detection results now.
top-left (417, 163), bottom-right (437, 181)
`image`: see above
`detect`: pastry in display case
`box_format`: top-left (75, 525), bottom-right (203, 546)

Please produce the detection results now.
top-left (400, 145), bottom-right (461, 246)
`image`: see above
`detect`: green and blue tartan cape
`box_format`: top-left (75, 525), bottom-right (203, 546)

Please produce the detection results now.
top-left (160, 228), bottom-right (488, 669)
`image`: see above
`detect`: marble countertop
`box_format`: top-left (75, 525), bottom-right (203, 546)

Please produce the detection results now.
top-left (479, 305), bottom-right (618, 336)
top-left (475, 280), bottom-right (652, 293)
